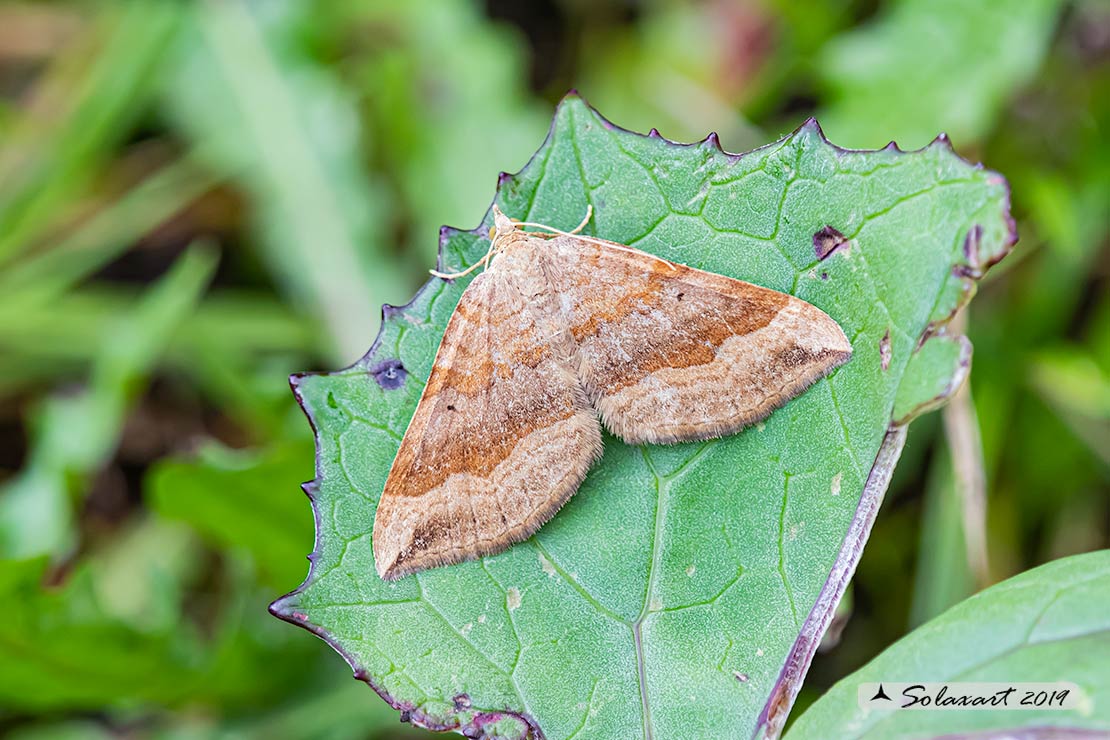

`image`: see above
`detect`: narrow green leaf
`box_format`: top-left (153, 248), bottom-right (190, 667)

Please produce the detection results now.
top-left (0, 157), bottom-right (216, 306)
top-left (0, 3), bottom-right (182, 263)
top-left (165, 0), bottom-right (403, 363)
top-left (910, 441), bottom-right (977, 626)
top-left (0, 288), bottom-right (314, 398)
top-left (213, 677), bottom-right (430, 740)
top-left (336, 0), bottom-right (552, 263)
top-left (6, 721), bottom-right (113, 740)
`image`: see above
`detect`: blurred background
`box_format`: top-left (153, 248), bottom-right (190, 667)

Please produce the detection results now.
top-left (0, 0), bottom-right (1106, 738)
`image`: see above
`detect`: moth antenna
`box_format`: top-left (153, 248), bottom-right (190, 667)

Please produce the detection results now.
top-left (568, 204), bottom-right (593, 235)
top-left (512, 210), bottom-right (677, 271)
top-left (430, 240), bottom-right (496, 280)
top-left (431, 207), bottom-right (518, 279)
top-left (433, 204), bottom-right (675, 279)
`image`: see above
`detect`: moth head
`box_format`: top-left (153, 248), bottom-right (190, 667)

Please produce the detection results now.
top-left (431, 206), bottom-right (522, 280)
top-left (490, 204), bottom-right (517, 241)
top-left (487, 205), bottom-right (531, 267)
top-left (489, 204), bottom-right (525, 253)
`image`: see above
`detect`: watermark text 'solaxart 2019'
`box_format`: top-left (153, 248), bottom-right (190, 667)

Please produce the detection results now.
top-left (857, 682), bottom-right (1083, 711)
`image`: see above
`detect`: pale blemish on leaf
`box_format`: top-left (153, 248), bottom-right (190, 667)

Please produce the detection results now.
top-left (539, 552), bottom-right (556, 577)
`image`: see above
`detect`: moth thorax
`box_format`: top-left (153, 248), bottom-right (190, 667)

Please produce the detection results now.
top-left (486, 229), bottom-right (528, 269)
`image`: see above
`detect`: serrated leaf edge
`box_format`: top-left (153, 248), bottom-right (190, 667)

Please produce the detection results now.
top-left (271, 91), bottom-right (1017, 740)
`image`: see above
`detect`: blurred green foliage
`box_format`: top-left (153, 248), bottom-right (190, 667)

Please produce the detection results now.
top-left (0, 0), bottom-right (1105, 738)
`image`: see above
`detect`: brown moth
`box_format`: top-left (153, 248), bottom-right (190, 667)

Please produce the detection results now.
top-left (372, 206), bottom-right (852, 580)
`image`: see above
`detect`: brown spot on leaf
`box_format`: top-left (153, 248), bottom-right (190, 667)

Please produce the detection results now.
top-left (953, 225), bottom-right (985, 279)
top-left (813, 225), bottom-right (848, 260)
top-left (766, 682), bottom-right (791, 727)
top-left (963, 224), bottom-right (982, 264)
top-left (879, 329), bottom-right (892, 371)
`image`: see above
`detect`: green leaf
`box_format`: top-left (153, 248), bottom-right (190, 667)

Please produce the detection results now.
top-left (0, 156), bottom-right (215, 309)
top-left (785, 550), bottom-right (1110, 739)
top-left (0, 245), bottom-right (218, 559)
top-left (331, 0), bottom-right (552, 265)
top-left (1030, 346), bottom-right (1110, 468)
top-left (817, 0), bottom-right (1064, 149)
top-left (272, 96), bottom-right (1014, 739)
top-left (165, 0), bottom-right (407, 363)
top-left (148, 440), bottom-right (316, 591)
top-left (0, 543), bottom-right (314, 712)
top-left (909, 439), bottom-right (977, 626)
top-left (0, 3), bottom-right (182, 264)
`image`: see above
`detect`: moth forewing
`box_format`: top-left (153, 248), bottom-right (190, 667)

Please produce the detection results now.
top-left (372, 253), bottom-right (601, 581)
